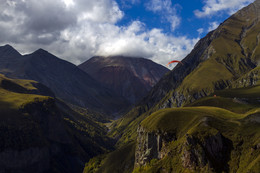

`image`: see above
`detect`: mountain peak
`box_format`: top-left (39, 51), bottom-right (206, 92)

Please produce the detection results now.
top-left (79, 56), bottom-right (169, 104)
top-left (34, 48), bottom-right (49, 55)
top-left (0, 44), bottom-right (22, 58)
top-left (3, 44), bottom-right (13, 48)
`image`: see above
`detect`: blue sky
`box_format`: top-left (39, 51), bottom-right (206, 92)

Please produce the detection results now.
top-left (0, 0), bottom-right (255, 66)
top-left (116, 0), bottom-right (253, 38)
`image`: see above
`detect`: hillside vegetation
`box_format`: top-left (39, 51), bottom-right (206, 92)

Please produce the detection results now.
top-left (84, 84), bottom-right (260, 173)
top-left (0, 74), bottom-right (115, 172)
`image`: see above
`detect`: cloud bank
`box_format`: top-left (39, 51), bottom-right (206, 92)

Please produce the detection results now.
top-left (0, 0), bottom-right (197, 67)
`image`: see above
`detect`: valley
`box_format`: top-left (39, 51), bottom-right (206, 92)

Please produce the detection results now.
top-left (0, 0), bottom-right (260, 173)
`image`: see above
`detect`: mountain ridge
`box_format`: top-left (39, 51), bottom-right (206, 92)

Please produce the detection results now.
top-left (0, 45), bottom-right (129, 115)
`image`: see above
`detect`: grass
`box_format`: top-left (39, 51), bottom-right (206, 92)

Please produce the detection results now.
top-left (0, 74), bottom-right (49, 112)
top-left (186, 96), bottom-right (257, 114)
top-left (0, 88), bottom-right (49, 110)
top-left (214, 84), bottom-right (260, 98)
top-left (141, 107), bottom-right (245, 134)
top-left (177, 58), bottom-right (233, 93)
top-left (84, 142), bottom-right (136, 173)
top-left (0, 73), bottom-right (37, 90)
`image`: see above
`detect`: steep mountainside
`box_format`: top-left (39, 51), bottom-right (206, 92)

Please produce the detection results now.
top-left (84, 1), bottom-right (260, 172)
top-left (0, 74), bottom-right (114, 172)
top-left (85, 85), bottom-right (260, 173)
top-left (110, 0), bottom-right (260, 144)
top-left (0, 46), bottom-right (129, 115)
top-left (78, 56), bottom-right (169, 104)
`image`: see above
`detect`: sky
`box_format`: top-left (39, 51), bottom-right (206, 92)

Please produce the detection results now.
top-left (0, 0), bottom-right (255, 67)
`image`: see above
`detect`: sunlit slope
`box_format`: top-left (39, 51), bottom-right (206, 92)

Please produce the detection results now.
top-left (133, 106), bottom-right (260, 173)
top-left (163, 2), bottom-right (260, 107)
top-left (109, 1), bottom-right (260, 147)
top-left (0, 73), bottom-right (51, 113)
top-left (85, 97), bottom-right (260, 173)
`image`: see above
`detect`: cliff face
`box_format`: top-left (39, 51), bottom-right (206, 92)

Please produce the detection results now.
top-left (135, 126), bottom-right (176, 167)
top-left (182, 133), bottom-right (232, 172)
top-left (134, 126), bottom-right (232, 172)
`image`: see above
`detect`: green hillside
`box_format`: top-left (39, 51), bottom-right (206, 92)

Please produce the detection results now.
top-left (0, 74), bottom-right (115, 172)
top-left (84, 84), bottom-right (260, 172)
top-left (133, 106), bottom-right (260, 173)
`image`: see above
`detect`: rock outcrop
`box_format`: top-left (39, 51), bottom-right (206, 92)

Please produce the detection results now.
top-left (135, 126), bottom-right (233, 172)
top-left (182, 133), bottom-right (233, 172)
top-left (135, 126), bottom-right (176, 167)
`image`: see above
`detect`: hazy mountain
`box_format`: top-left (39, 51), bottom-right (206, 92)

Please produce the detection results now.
top-left (0, 46), bottom-right (129, 115)
top-left (78, 56), bottom-right (169, 104)
top-left (86, 1), bottom-right (260, 172)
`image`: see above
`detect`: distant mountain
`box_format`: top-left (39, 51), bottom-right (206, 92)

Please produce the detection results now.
top-left (0, 74), bottom-right (114, 173)
top-left (78, 56), bottom-right (169, 104)
top-left (0, 45), bottom-right (129, 115)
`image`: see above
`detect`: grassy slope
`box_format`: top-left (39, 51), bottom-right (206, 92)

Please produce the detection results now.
top-left (133, 81), bottom-right (260, 173)
top-left (85, 85), bottom-right (260, 173)
top-left (0, 74), bottom-right (117, 172)
top-left (0, 73), bottom-right (50, 119)
top-left (133, 106), bottom-right (260, 173)
top-left (84, 142), bottom-right (135, 173)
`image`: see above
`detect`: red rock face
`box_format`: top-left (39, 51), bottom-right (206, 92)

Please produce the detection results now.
top-left (79, 56), bottom-right (169, 104)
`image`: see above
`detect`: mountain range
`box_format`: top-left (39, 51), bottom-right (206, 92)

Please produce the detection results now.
top-left (0, 46), bottom-right (168, 116)
top-left (0, 0), bottom-right (260, 173)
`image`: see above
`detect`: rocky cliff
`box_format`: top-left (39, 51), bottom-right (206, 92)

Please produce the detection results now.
top-left (135, 127), bottom-right (232, 172)
top-left (135, 125), bottom-right (176, 167)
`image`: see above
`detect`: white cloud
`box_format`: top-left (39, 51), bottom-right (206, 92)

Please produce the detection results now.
top-left (208, 21), bottom-right (219, 32)
top-left (76, 0), bottom-right (124, 24)
top-left (194, 0), bottom-right (254, 18)
top-left (197, 28), bottom-right (204, 36)
top-left (145, 0), bottom-right (181, 31)
top-left (0, 0), bottom-right (198, 67)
